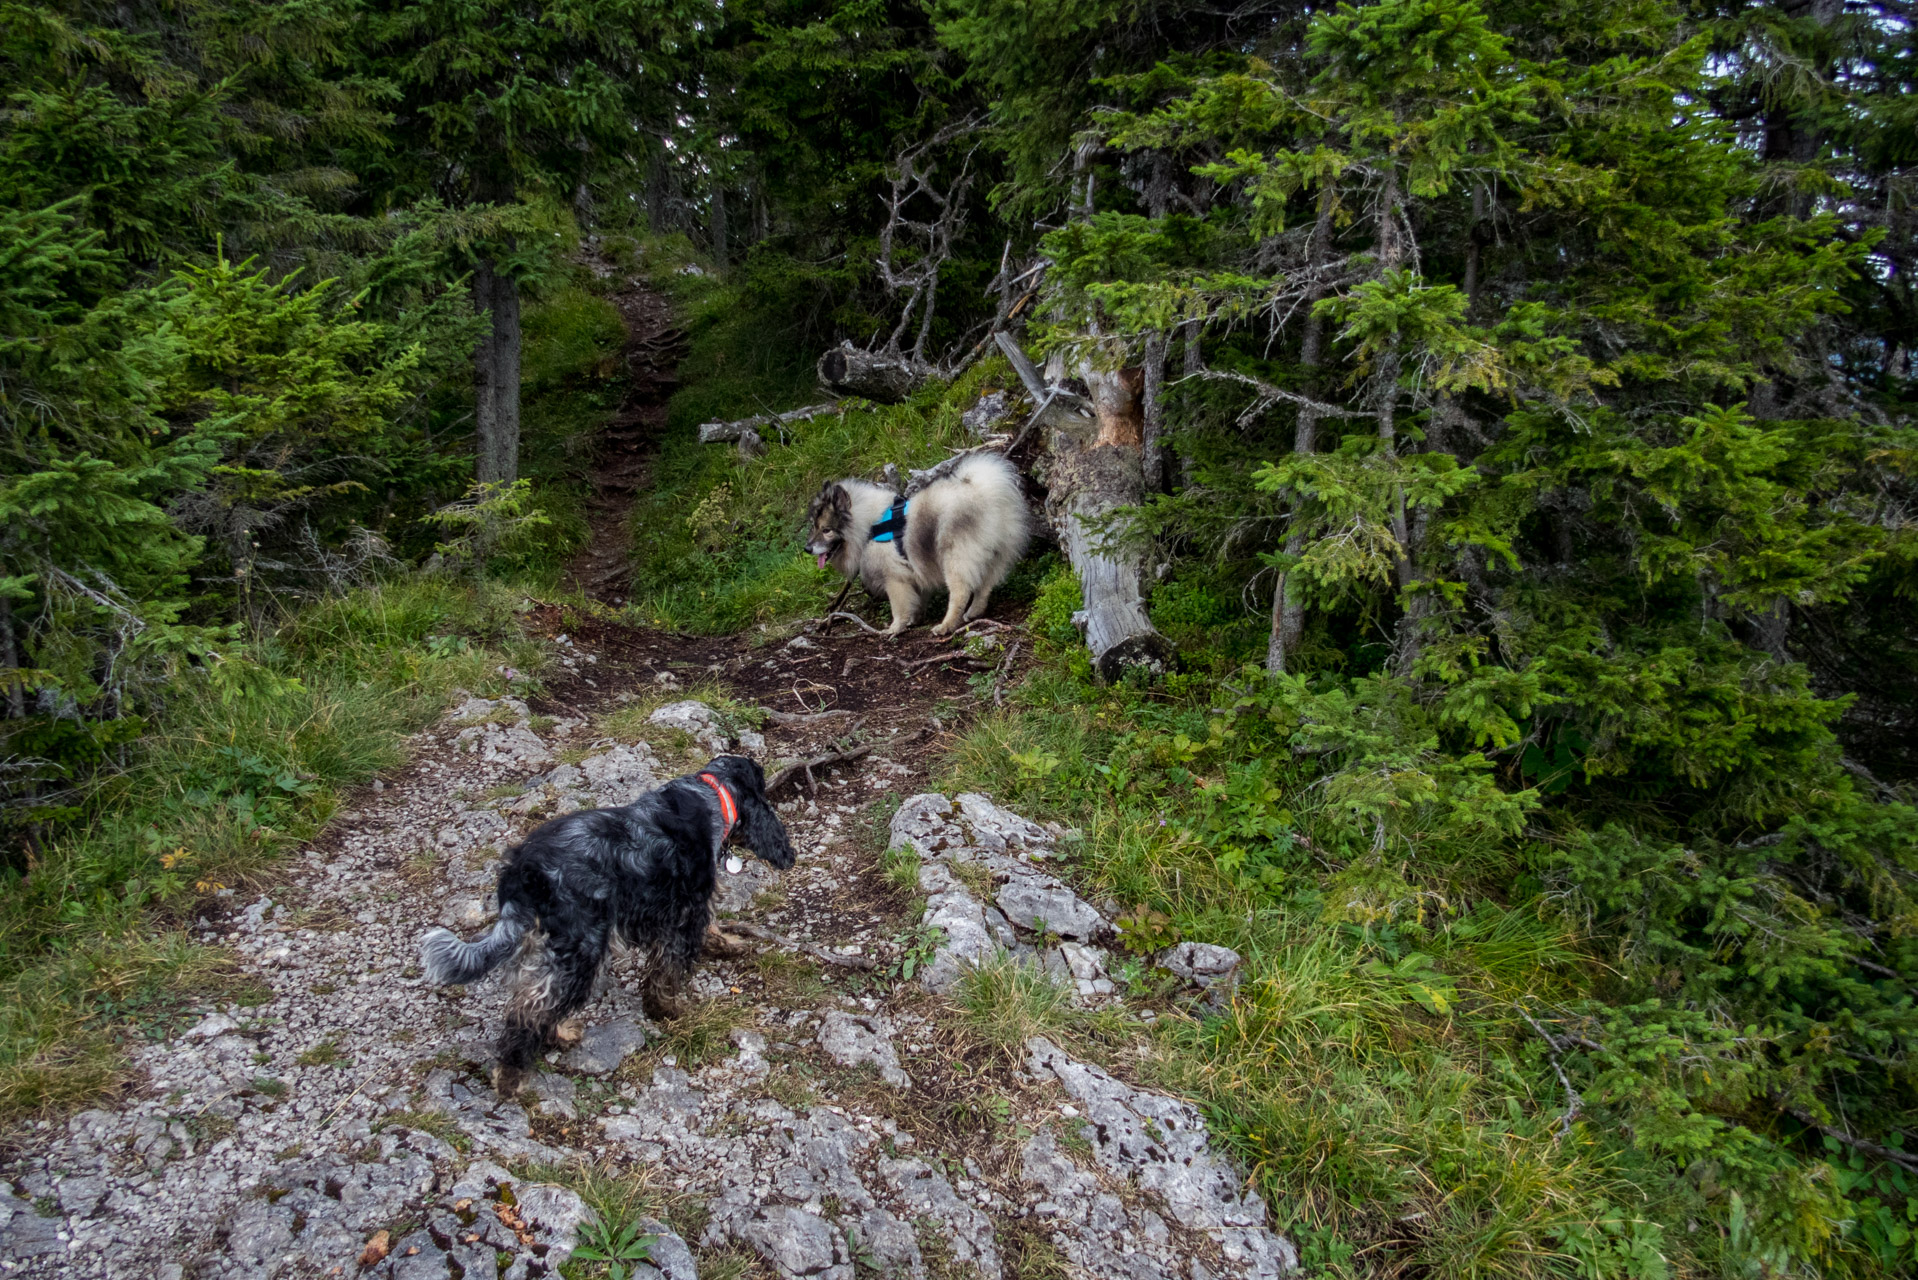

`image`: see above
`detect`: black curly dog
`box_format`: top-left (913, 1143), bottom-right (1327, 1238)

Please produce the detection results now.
top-left (418, 755), bottom-right (794, 1095)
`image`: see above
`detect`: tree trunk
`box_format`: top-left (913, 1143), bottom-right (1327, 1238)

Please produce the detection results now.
top-left (711, 184), bottom-right (729, 266)
top-left (816, 343), bottom-right (924, 403)
top-left (1141, 330), bottom-right (1168, 493)
top-left (474, 257), bottom-right (522, 484)
top-left (1373, 169), bottom-right (1412, 590)
top-left (0, 593), bottom-right (24, 718)
top-left (1269, 192), bottom-right (1336, 673)
top-left (645, 149), bottom-right (677, 235)
top-left (1462, 183), bottom-right (1486, 307)
top-left (1047, 361), bottom-right (1174, 682)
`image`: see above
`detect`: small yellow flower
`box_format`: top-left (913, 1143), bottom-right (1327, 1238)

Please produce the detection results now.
top-left (161, 847), bottom-right (190, 870)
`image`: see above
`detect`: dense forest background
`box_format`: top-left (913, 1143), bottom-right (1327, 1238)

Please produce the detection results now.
top-left (4, 0), bottom-right (1917, 1274)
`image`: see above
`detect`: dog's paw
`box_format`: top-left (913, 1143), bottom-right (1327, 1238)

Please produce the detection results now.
top-left (554, 1016), bottom-right (585, 1047)
top-left (491, 1064), bottom-right (526, 1098)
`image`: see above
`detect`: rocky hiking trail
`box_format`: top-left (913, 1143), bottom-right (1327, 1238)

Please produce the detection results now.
top-left (0, 616), bottom-right (1299, 1280)
top-left (0, 277), bottom-right (1299, 1280)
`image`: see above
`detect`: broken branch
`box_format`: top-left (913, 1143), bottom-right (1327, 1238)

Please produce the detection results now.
top-left (766, 743), bottom-right (873, 798)
top-left (992, 640), bottom-right (1023, 708)
top-left (698, 403), bottom-right (840, 444)
top-left (759, 708), bottom-right (859, 727)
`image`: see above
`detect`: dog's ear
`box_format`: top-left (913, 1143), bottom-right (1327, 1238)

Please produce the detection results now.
top-left (709, 755), bottom-right (794, 870)
top-left (829, 482), bottom-right (851, 522)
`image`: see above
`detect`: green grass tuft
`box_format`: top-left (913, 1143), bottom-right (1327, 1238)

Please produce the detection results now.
top-left (951, 952), bottom-right (1077, 1059)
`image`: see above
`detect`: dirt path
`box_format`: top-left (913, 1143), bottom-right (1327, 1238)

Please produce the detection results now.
top-left (564, 272), bottom-right (682, 605)
top-left (0, 289), bottom-right (1299, 1280)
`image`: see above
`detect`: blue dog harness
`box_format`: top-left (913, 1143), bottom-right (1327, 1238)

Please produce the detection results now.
top-left (869, 497), bottom-right (910, 559)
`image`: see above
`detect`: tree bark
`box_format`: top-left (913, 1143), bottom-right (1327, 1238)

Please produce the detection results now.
top-left (473, 257), bottom-right (522, 484)
top-left (0, 593), bottom-right (24, 718)
top-left (1373, 169), bottom-right (1412, 591)
top-left (1141, 331), bottom-right (1168, 493)
top-left (711, 184), bottom-right (729, 266)
top-left (1083, 361), bottom-right (1145, 448)
top-left (1462, 183), bottom-right (1486, 307)
top-left (1048, 360), bottom-right (1174, 681)
top-left (816, 343), bottom-right (925, 403)
top-left (1269, 192), bottom-right (1336, 673)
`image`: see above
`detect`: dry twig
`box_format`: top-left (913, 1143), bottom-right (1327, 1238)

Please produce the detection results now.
top-left (827, 611), bottom-right (889, 636)
top-left (1518, 1007), bottom-right (1584, 1139)
top-left (992, 640), bottom-right (1023, 707)
top-left (727, 922), bottom-right (878, 971)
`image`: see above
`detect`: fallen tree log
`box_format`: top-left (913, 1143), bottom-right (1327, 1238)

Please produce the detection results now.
top-left (817, 343), bottom-right (925, 403)
top-left (698, 403), bottom-right (839, 444)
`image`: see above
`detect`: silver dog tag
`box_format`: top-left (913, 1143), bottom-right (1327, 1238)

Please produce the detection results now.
top-left (725, 855), bottom-right (744, 875)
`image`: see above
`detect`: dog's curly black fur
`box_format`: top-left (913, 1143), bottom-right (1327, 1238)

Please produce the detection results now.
top-left (417, 755), bottom-right (793, 1095)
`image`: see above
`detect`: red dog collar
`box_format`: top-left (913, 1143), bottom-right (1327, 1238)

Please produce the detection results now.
top-left (698, 772), bottom-right (738, 838)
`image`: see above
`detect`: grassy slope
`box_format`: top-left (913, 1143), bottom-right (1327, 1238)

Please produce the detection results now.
top-left (941, 666), bottom-right (1663, 1278)
top-left (0, 279), bottom-right (627, 1120)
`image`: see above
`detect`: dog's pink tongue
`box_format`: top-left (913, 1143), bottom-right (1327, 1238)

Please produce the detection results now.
top-left (816, 552), bottom-right (828, 569)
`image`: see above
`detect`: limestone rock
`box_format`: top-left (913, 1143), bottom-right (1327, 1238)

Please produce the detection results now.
top-left (962, 390), bottom-right (1014, 438)
top-left (577, 742), bottom-right (663, 806)
top-left (454, 723), bottom-right (552, 768)
top-left (559, 1016), bottom-right (649, 1075)
top-left (920, 890), bottom-right (995, 993)
top-left (816, 1010), bottom-right (910, 1087)
top-left (636, 1217), bottom-right (698, 1280)
top-left (647, 701), bottom-right (732, 755)
top-left (1160, 941), bottom-right (1243, 1006)
top-left (741, 1206), bottom-right (839, 1277)
top-left (1026, 1037), bottom-right (1296, 1278)
top-left (996, 880), bottom-right (1105, 941)
top-left (513, 1182), bottom-right (594, 1268)
top-left (880, 1158), bottom-right (1000, 1278)
top-left (183, 1012), bottom-right (240, 1040)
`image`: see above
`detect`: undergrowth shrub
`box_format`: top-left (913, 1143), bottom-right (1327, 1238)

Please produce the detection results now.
top-left (943, 644), bottom-right (1918, 1278)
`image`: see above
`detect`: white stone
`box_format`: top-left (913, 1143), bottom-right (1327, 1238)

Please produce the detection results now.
top-left (183, 1013), bottom-right (240, 1041)
top-left (816, 1011), bottom-right (910, 1087)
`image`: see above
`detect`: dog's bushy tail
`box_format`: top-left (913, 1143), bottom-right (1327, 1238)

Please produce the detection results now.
top-left (419, 901), bottom-right (528, 985)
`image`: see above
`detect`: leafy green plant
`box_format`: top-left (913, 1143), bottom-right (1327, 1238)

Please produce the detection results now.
top-left (1113, 905), bottom-right (1179, 956)
top-left (572, 1216), bottom-right (658, 1280)
top-left (888, 923), bottom-right (944, 984)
